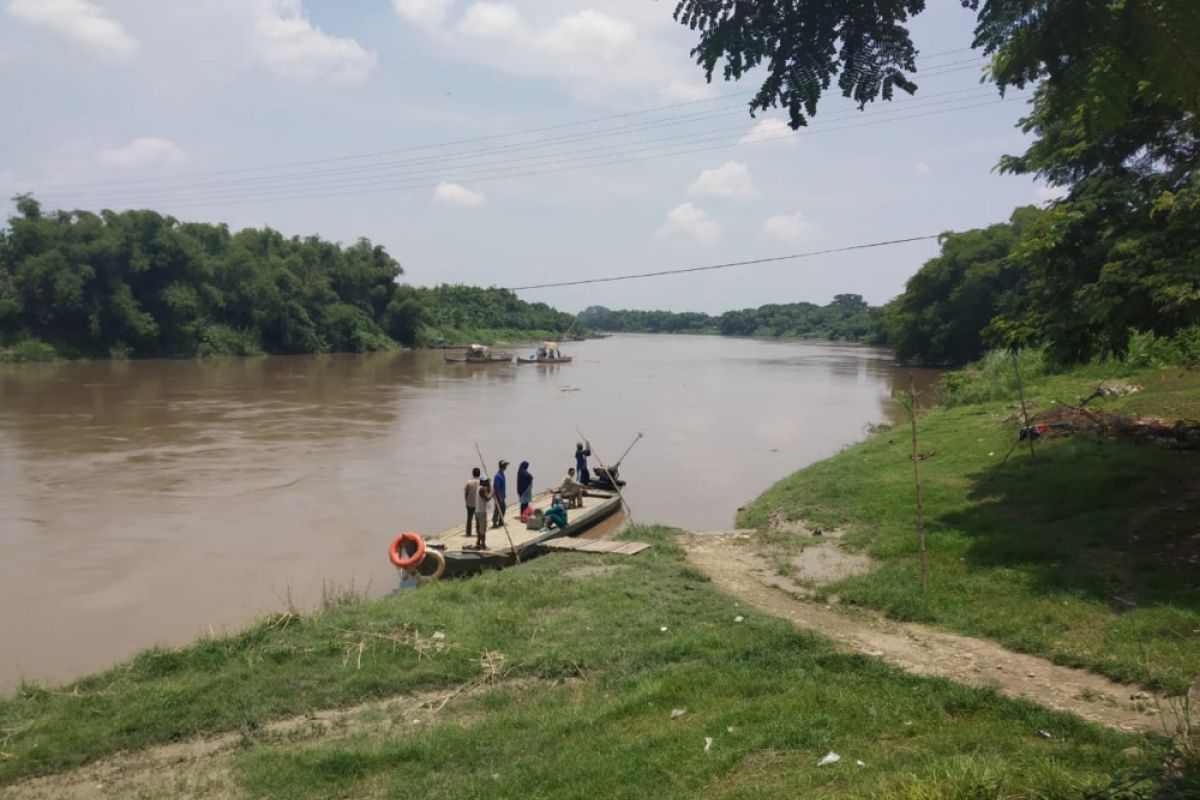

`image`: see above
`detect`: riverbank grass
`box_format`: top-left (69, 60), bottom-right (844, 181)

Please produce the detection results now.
top-left (740, 366), bottom-right (1200, 695)
top-left (0, 527), bottom-right (1150, 797)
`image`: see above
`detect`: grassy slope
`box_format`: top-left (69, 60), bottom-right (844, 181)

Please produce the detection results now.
top-left (740, 367), bottom-right (1200, 694)
top-left (0, 528), bottom-right (1147, 797)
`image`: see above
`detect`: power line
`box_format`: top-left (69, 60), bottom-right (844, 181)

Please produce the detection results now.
top-left (41, 86), bottom-right (997, 206)
top-left (508, 235), bottom-right (941, 291)
top-left (36, 68), bottom-right (993, 205)
top-left (39, 91), bottom-right (1016, 209)
top-left (25, 53), bottom-right (985, 193)
top-left (45, 98), bottom-right (1012, 209)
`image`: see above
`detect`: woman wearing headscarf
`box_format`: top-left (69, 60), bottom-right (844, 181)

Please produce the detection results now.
top-left (516, 461), bottom-right (533, 514)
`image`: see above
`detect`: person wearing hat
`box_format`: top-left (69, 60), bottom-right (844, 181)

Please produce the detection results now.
top-left (491, 459), bottom-right (509, 528)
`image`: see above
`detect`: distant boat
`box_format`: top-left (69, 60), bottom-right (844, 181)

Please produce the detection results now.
top-left (444, 344), bottom-right (513, 364)
top-left (518, 341), bottom-right (573, 364)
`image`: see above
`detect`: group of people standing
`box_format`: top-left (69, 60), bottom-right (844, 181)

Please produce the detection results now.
top-left (462, 443), bottom-right (593, 550)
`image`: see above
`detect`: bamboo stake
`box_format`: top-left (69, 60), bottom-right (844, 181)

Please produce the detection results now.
top-left (906, 374), bottom-right (928, 593)
top-left (576, 427), bottom-right (633, 524)
top-left (474, 442), bottom-right (520, 564)
top-left (1012, 350), bottom-right (1036, 461)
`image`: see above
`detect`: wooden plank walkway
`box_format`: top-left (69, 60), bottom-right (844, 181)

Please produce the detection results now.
top-left (542, 539), bottom-right (652, 556)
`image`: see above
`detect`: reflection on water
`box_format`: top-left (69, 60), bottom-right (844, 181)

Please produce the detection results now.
top-left (0, 334), bottom-right (938, 690)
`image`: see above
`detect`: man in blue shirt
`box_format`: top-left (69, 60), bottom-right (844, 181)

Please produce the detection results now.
top-left (491, 460), bottom-right (509, 528)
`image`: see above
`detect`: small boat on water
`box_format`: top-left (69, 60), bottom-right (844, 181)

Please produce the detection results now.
top-left (444, 344), bottom-right (514, 364)
top-left (394, 488), bottom-right (623, 580)
top-left (518, 341), bottom-right (572, 365)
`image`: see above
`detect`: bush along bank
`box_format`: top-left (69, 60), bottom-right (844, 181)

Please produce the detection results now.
top-left (0, 526), bottom-right (1155, 798)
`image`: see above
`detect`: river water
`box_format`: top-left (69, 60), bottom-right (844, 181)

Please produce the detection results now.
top-left (0, 334), bottom-right (937, 690)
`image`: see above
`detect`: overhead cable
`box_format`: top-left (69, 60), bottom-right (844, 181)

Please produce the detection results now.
top-left (508, 235), bottom-right (942, 291)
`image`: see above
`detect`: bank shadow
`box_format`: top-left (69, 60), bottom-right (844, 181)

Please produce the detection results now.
top-left (937, 435), bottom-right (1200, 613)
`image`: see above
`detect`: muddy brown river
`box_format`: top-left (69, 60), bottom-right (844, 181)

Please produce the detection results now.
top-left (0, 334), bottom-right (937, 690)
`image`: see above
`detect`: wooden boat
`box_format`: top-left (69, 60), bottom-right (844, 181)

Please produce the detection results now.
top-left (444, 344), bottom-right (513, 364)
top-left (407, 488), bottom-right (622, 579)
top-left (517, 355), bottom-right (573, 364)
top-left (518, 341), bottom-right (572, 364)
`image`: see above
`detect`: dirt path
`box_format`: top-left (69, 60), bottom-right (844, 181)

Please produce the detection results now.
top-left (0, 677), bottom-right (541, 800)
top-left (683, 532), bottom-right (1172, 734)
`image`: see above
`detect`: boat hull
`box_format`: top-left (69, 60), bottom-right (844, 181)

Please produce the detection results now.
top-left (516, 356), bottom-right (573, 364)
top-left (444, 355), bottom-right (513, 364)
top-left (414, 490), bottom-right (623, 579)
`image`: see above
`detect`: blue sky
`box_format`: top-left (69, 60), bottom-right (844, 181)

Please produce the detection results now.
top-left (0, 0), bottom-right (1061, 313)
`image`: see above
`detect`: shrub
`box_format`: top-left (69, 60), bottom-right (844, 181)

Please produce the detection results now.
top-left (193, 324), bottom-right (264, 358)
top-left (0, 338), bottom-right (58, 363)
top-left (941, 348), bottom-right (1048, 406)
top-left (1124, 325), bottom-right (1200, 369)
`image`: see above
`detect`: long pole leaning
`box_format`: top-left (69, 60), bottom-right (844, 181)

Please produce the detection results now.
top-left (907, 374), bottom-right (928, 593)
top-left (576, 427), bottom-right (633, 525)
top-left (1012, 350), bottom-right (1036, 462)
top-left (474, 442), bottom-right (520, 564)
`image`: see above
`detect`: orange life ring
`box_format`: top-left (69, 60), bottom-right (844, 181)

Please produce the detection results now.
top-left (389, 532), bottom-right (425, 569)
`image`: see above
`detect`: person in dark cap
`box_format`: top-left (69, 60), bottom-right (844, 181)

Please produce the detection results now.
top-left (492, 459), bottom-right (509, 528)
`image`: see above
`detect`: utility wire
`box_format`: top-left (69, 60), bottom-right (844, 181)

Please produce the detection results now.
top-left (43, 86), bottom-right (998, 206)
top-left (508, 235), bottom-right (941, 291)
top-left (45, 82), bottom-right (991, 201)
top-left (25, 53), bottom-right (985, 193)
top-left (38, 67), bottom-right (991, 205)
top-left (44, 99), bottom-right (1011, 209)
top-left (40, 92), bottom-right (1015, 209)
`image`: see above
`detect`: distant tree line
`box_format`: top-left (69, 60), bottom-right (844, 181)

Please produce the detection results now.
top-left (579, 294), bottom-right (884, 343)
top-left (0, 197), bottom-right (578, 360)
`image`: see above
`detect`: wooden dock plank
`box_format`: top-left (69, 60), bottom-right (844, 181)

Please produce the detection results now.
top-left (542, 538), bottom-right (651, 556)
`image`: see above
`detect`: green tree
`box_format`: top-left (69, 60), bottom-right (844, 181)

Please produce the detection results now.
top-left (884, 207), bottom-right (1040, 365)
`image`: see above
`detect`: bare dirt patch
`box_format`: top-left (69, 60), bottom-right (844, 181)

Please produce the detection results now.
top-left (681, 532), bottom-right (1175, 734)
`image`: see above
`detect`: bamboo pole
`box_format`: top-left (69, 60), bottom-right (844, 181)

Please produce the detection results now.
top-left (474, 442), bottom-right (520, 564)
top-left (907, 374), bottom-right (928, 593)
top-left (1012, 350), bottom-right (1036, 461)
top-left (576, 427), bottom-right (633, 525)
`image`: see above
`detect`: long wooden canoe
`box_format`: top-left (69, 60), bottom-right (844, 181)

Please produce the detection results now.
top-left (410, 489), bottom-right (622, 579)
top-left (516, 356), bottom-right (573, 364)
top-left (444, 354), bottom-right (514, 364)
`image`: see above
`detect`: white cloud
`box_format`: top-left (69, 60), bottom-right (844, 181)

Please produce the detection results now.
top-left (255, 0), bottom-right (376, 83)
top-left (457, 2), bottom-right (520, 38)
top-left (538, 10), bottom-right (635, 59)
top-left (1035, 184), bottom-right (1068, 203)
top-left (390, 1), bottom-right (701, 104)
top-left (7, 0), bottom-right (137, 60)
top-left (740, 118), bottom-right (797, 145)
top-left (457, 3), bottom-right (634, 61)
top-left (657, 202), bottom-right (720, 244)
top-left (913, 161), bottom-right (931, 175)
top-left (99, 137), bottom-right (189, 170)
top-left (434, 181), bottom-right (487, 207)
top-left (762, 211), bottom-right (816, 244)
top-left (688, 161), bottom-right (756, 200)
top-left (392, 0), bottom-right (454, 30)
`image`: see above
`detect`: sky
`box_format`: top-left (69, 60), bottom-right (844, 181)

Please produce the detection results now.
top-left (0, 0), bottom-right (1063, 314)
